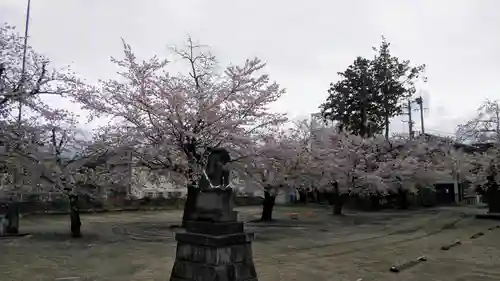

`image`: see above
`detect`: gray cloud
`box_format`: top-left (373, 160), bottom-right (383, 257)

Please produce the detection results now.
top-left (1, 0), bottom-right (499, 136)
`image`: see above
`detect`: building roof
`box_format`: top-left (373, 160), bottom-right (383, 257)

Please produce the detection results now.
top-left (470, 142), bottom-right (496, 153)
top-left (421, 133), bottom-right (493, 154)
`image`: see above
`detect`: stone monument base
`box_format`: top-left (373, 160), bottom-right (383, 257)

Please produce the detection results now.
top-left (170, 221), bottom-right (258, 281)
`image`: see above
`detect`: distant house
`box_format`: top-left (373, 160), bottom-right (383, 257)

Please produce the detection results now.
top-left (130, 167), bottom-right (186, 198)
top-left (470, 142), bottom-right (495, 153)
top-left (421, 133), bottom-right (495, 205)
top-left (0, 140), bottom-right (274, 201)
top-left (309, 113), bottom-right (336, 151)
top-left (0, 145), bottom-right (135, 200)
top-left (420, 133), bottom-right (494, 154)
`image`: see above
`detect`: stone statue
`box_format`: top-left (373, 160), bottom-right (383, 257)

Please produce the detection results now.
top-left (170, 146), bottom-right (258, 281)
top-left (189, 147), bottom-right (236, 222)
top-left (182, 147), bottom-right (232, 225)
top-left (200, 147), bottom-right (231, 189)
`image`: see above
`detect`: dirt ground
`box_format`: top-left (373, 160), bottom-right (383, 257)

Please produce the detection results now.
top-left (0, 205), bottom-right (499, 281)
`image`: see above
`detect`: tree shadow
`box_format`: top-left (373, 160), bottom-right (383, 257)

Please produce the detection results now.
top-left (25, 231), bottom-right (114, 244)
top-left (245, 219), bottom-right (324, 227)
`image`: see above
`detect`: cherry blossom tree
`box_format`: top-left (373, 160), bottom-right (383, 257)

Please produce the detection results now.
top-left (305, 125), bottom-right (491, 212)
top-left (0, 123), bottom-right (43, 195)
top-left (1, 22), bottom-right (83, 195)
top-left (377, 135), bottom-right (490, 208)
top-left (370, 136), bottom-right (449, 208)
top-left (0, 23), bottom-right (81, 122)
top-left (239, 155), bottom-right (282, 221)
top-left (235, 129), bottom-right (311, 221)
top-left (71, 37), bottom-right (287, 225)
top-left (465, 144), bottom-right (500, 212)
top-left (307, 130), bottom-right (453, 212)
top-left (39, 125), bottom-right (91, 238)
top-left (1, 114), bottom-right (124, 237)
top-left (456, 99), bottom-right (500, 143)
top-left (307, 129), bottom-right (389, 214)
top-left (33, 124), bottom-right (133, 238)
top-left (0, 121), bottom-right (108, 237)
top-left (0, 21), bottom-right (95, 237)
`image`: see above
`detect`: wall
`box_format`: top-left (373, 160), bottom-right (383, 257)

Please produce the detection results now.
top-left (0, 195), bottom-right (262, 215)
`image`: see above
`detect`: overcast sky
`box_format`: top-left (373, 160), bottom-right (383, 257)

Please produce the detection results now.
top-left (1, 0), bottom-right (499, 137)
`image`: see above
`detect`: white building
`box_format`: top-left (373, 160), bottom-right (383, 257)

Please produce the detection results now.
top-left (309, 112), bottom-right (336, 151)
top-left (130, 168), bottom-right (259, 199)
top-left (310, 113), bottom-right (336, 129)
top-left (131, 168), bottom-right (186, 198)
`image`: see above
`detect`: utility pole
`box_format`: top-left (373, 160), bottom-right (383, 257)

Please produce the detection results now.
top-left (20, 0), bottom-right (31, 82)
top-left (495, 102), bottom-right (500, 140)
top-left (12, 0), bottom-right (32, 193)
top-left (415, 96), bottom-right (425, 134)
top-left (17, 0), bottom-right (32, 125)
top-left (0, 63), bottom-right (5, 93)
top-left (407, 99), bottom-right (414, 139)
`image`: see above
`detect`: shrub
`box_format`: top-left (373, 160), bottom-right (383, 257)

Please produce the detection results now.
top-left (50, 198), bottom-right (69, 211)
top-left (26, 194), bottom-right (40, 203)
top-left (418, 185), bottom-right (436, 207)
top-left (150, 197), bottom-right (169, 206)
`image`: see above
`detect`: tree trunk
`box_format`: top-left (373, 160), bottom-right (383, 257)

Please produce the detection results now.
top-left (397, 188), bottom-right (408, 209)
top-left (370, 193), bottom-right (380, 211)
top-left (332, 185), bottom-right (344, 215)
top-left (298, 189), bottom-right (307, 204)
top-left (182, 184), bottom-right (199, 227)
top-left (260, 190), bottom-right (276, 221)
top-left (307, 189), bottom-right (315, 203)
top-left (486, 185), bottom-right (500, 213)
top-left (361, 104), bottom-right (367, 137)
top-left (1, 203), bottom-right (20, 236)
top-left (318, 191), bottom-right (326, 204)
top-left (333, 199), bottom-right (343, 215)
top-left (6, 203), bottom-right (19, 234)
top-left (382, 85), bottom-right (390, 140)
top-left (69, 194), bottom-right (82, 238)
top-left (384, 114), bottom-right (390, 140)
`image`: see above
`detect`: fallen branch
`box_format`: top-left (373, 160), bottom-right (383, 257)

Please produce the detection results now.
top-left (440, 239), bottom-right (461, 250)
top-left (390, 256), bottom-right (427, 273)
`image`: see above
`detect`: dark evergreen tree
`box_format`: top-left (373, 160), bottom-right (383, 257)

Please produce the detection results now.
top-left (321, 57), bottom-right (382, 137)
top-left (371, 37), bottom-right (426, 139)
top-left (320, 37), bottom-right (426, 139)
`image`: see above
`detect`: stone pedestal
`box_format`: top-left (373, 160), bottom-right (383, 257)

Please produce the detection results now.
top-left (189, 188), bottom-right (238, 222)
top-left (170, 189), bottom-right (258, 281)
